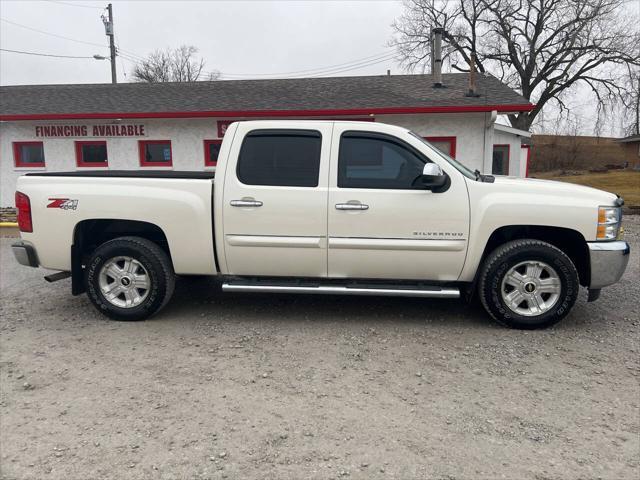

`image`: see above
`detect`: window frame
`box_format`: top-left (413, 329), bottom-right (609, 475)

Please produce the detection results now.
top-left (338, 130), bottom-right (430, 190)
top-left (203, 139), bottom-right (223, 167)
top-left (236, 128), bottom-right (323, 188)
top-left (424, 136), bottom-right (457, 158)
top-left (138, 140), bottom-right (173, 167)
top-left (492, 143), bottom-right (511, 175)
top-left (75, 140), bottom-right (109, 168)
top-left (13, 141), bottom-right (45, 168)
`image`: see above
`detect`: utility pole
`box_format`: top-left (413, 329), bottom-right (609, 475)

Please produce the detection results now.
top-left (102, 3), bottom-right (117, 83)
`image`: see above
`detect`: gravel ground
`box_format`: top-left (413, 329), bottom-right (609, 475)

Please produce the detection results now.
top-left (1, 218), bottom-right (639, 480)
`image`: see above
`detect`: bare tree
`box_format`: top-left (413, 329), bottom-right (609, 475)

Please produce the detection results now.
top-left (391, 0), bottom-right (640, 131)
top-left (132, 45), bottom-right (219, 83)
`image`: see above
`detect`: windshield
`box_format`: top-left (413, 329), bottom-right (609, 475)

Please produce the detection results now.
top-left (408, 131), bottom-right (476, 180)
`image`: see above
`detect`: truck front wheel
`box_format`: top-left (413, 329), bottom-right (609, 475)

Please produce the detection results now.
top-left (478, 239), bottom-right (579, 329)
top-left (85, 236), bottom-right (175, 321)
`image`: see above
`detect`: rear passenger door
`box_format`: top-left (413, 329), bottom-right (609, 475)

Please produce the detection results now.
top-left (222, 123), bottom-right (331, 277)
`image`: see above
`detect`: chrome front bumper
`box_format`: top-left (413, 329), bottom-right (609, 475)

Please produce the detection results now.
top-left (587, 241), bottom-right (630, 289)
top-left (12, 241), bottom-right (39, 268)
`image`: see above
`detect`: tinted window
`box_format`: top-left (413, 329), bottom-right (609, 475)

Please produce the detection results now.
top-left (15, 143), bottom-right (45, 165)
top-left (79, 143), bottom-right (108, 164)
top-left (492, 145), bottom-right (509, 175)
top-left (237, 130), bottom-right (321, 187)
top-left (142, 142), bottom-right (172, 164)
top-left (338, 133), bottom-right (426, 189)
top-left (207, 142), bottom-right (221, 165)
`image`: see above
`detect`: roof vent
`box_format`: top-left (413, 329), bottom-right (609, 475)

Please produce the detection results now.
top-left (431, 27), bottom-right (445, 88)
top-left (465, 52), bottom-right (481, 97)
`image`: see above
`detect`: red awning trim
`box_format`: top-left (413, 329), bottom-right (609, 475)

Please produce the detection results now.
top-left (0, 104), bottom-right (535, 121)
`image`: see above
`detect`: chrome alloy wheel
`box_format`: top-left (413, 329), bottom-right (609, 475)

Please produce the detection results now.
top-left (98, 256), bottom-right (150, 308)
top-left (500, 261), bottom-right (561, 317)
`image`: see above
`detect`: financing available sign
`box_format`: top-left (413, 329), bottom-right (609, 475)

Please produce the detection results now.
top-left (35, 124), bottom-right (146, 138)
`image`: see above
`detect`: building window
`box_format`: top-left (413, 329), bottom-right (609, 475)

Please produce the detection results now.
top-left (13, 142), bottom-right (45, 168)
top-left (492, 144), bottom-right (510, 175)
top-left (338, 132), bottom-right (426, 190)
top-left (204, 140), bottom-right (222, 167)
top-left (424, 136), bottom-right (457, 158)
top-left (139, 140), bottom-right (172, 167)
top-left (75, 141), bottom-right (108, 167)
top-left (237, 129), bottom-right (322, 187)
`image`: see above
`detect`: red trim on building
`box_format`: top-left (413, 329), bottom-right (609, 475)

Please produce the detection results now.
top-left (13, 141), bottom-right (45, 168)
top-left (75, 140), bottom-right (108, 167)
top-left (521, 144), bottom-right (531, 178)
top-left (0, 104), bottom-right (535, 122)
top-left (425, 136), bottom-right (457, 158)
top-left (204, 139), bottom-right (222, 167)
top-left (493, 144), bottom-right (511, 175)
top-left (138, 140), bottom-right (173, 167)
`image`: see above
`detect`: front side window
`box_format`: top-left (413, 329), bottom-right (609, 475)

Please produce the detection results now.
top-left (139, 140), bottom-right (172, 167)
top-left (338, 132), bottom-right (426, 189)
top-left (13, 142), bottom-right (45, 168)
top-left (75, 141), bottom-right (108, 167)
top-left (237, 129), bottom-right (321, 187)
top-left (204, 140), bottom-right (222, 167)
top-left (492, 144), bottom-right (510, 175)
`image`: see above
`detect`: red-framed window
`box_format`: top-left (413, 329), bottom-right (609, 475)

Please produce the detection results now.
top-left (424, 136), bottom-right (457, 158)
top-left (75, 140), bottom-right (108, 167)
top-left (139, 140), bottom-right (172, 167)
top-left (204, 139), bottom-right (222, 167)
top-left (13, 141), bottom-right (45, 168)
top-left (492, 144), bottom-right (510, 175)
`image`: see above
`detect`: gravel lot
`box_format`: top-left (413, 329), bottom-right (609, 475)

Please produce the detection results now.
top-left (1, 218), bottom-right (638, 480)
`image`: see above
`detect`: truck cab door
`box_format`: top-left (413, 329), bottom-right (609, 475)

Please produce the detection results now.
top-left (327, 125), bottom-right (470, 281)
top-left (221, 122), bottom-right (332, 277)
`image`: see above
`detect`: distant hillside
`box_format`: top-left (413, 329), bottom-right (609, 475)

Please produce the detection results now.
top-left (530, 135), bottom-right (627, 173)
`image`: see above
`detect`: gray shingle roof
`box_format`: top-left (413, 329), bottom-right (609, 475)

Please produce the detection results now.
top-left (0, 73), bottom-right (531, 118)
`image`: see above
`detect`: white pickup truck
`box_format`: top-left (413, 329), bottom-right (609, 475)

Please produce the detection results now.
top-left (12, 120), bottom-right (630, 329)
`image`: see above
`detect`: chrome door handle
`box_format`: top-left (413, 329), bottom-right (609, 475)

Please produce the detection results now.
top-left (335, 203), bottom-right (369, 211)
top-left (230, 199), bottom-right (263, 207)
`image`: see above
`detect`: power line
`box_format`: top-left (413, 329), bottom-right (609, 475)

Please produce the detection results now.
top-left (0, 17), bottom-right (108, 49)
top-left (44, 0), bottom-right (104, 9)
top-left (219, 51), bottom-right (395, 77)
top-left (0, 47), bottom-right (95, 59)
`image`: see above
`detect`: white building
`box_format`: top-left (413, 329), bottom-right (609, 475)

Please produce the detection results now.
top-left (0, 73), bottom-right (533, 207)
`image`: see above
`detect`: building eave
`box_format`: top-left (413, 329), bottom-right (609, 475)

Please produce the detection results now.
top-left (0, 103), bottom-right (536, 122)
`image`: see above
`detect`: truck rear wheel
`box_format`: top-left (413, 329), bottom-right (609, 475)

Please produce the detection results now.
top-left (85, 236), bottom-right (175, 321)
top-left (478, 239), bottom-right (579, 329)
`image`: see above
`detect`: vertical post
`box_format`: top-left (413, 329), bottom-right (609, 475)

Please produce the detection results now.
top-left (107, 3), bottom-right (117, 84)
top-left (432, 27), bottom-right (443, 87)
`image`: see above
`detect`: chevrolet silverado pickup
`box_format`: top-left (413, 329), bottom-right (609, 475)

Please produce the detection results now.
top-left (12, 120), bottom-right (630, 329)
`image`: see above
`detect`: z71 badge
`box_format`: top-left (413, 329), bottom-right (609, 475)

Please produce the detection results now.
top-left (47, 198), bottom-right (78, 210)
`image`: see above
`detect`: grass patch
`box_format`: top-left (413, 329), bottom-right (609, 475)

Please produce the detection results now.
top-left (533, 170), bottom-right (640, 208)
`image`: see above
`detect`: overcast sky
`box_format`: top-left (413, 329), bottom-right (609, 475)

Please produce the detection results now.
top-left (0, 0), bottom-right (403, 85)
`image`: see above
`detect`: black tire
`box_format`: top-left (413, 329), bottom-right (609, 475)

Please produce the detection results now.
top-left (85, 236), bottom-right (175, 321)
top-left (478, 239), bottom-right (579, 329)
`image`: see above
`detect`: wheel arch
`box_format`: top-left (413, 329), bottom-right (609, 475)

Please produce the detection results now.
top-left (477, 225), bottom-right (590, 288)
top-left (71, 219), bottom-right (172, 295)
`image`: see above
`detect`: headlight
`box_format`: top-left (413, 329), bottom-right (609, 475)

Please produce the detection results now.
top-left (597, 206), bottom-right (621, 240)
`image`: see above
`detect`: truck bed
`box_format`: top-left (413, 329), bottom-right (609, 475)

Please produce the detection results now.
top-left (25, 170), bottom-right (215, 180)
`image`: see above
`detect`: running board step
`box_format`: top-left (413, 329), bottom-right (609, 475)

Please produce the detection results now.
top-left (222, 283), bottom-right (460, 299)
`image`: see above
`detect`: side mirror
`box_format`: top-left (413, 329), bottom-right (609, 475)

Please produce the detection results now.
top-left (417, 163), bottom-right (448, 191)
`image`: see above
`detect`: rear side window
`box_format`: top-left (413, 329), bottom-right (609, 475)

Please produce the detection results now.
top-left (237, 129), bottom-right (321, 187)
top-left (338, 132), bottom-right (426, 189)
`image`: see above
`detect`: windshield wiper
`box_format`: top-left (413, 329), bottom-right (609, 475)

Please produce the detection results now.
top-left (474, 169), bottom-right (496, 183)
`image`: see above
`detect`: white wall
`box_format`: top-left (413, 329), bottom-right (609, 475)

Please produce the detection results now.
top-left (1, 113), bottom-right (516, 206)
